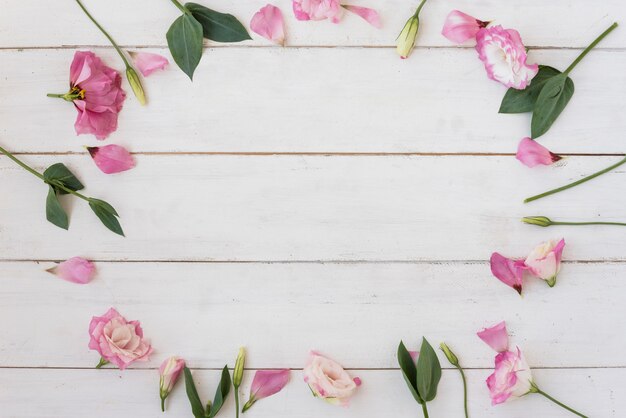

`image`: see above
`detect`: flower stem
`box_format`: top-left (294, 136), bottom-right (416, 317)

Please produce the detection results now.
top-left (552, 221), bottom-right (626, 226)
top-left (535, 389), bottom-right (588, 418)
top-left (457, 366), bottom-right (469, 418)
top-left (160, 397), bottom-right (165, 412)
top-left (74, 0), bottom-right (131, 68)
top-left (414, 0), bottom-right (428, 17)
top-left (421, 402), bottom-right (430, 418)
top-left (170, 0), bottom-right (188, 14)
top-left (564, 22), bottom-right (618, 74)
top-left (95, 357), bottom-right (109, 369)
top-left (524, 156), bottom-right (626, 203)
top-left (235, 390), bottom-right (240, 418)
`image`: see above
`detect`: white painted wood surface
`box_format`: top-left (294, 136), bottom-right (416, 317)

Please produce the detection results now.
top-left (1, 0), bottom-right (625, 417)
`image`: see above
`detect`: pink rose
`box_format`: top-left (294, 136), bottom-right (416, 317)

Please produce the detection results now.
top-left (292, 0), bottom-right (342, 23)
top-left (303, 351), bottom-right (361, 406)
top-left (88, 307), bottom-right (152, 370)
top-left (475, 26), bottom-right (538, 89)
top-left (524, 239), bottom-right (565, 287)
top-left (442, 10), bottom-right (489, 44)
top-left (159, 356), bottom-right (185, 411)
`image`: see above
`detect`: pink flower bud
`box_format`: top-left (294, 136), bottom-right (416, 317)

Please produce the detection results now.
top-left (159, 356), bottom-right (186, 410)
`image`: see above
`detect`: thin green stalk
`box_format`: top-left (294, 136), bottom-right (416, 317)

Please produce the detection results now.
top-left (235, 390), bottom-right (240, 418)
top-left (552, 221), bottom-right (626, 226)
top-left (421, 402), bottom-right (429, 418)
top-left (524, 156), bottom-right (626, 203)
top-left (160, 397), bottom-right (166, 412)
top-left (457, 366), bottom-right (468, 418)
top-left (564, 22), bottom-right (618, 74)
top-left (95, 357), bottom-right (109, 369)
top-left (170, 0), bottom-right (188, 14)
top-left (536, 389), bottom-right (588, 418)
top-left (414, 0), bottom-right (428, 17)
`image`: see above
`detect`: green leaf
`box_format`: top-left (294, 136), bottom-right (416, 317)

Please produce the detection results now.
top-left (209, 366), bottom-right (232, 418)
top-left (499, 66), bottom-right (562, 114)
top-left (415, 337), bottom-right (442, 402)
top-left (186, 3), bottom-right (251, 43)
top-left (43, 163), bottom-right (84, 194)
top-left (397, 341), bottom-right (422, 404)
top-left (184, 367), bottom-right (206, 418)
top-left (167, 13), bottom-right (204, 80)
top-left (531, 73), bottom-right (575, 138)
top-left (88, 198), bottom-right (124, 236)
top-left (45, 186), bottom-right (69, 230)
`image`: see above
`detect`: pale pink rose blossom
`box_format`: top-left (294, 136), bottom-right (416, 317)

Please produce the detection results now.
top-left (516, 137), bottom-right (562, 168)
top-left (292, 0), bottom-right (342, 23)
top-left (87, 144), bottom-right (136, 174)
top-left (130, 52), bottom-right (169, 77)
top-left (342, 5), bottom-right (381, 29)
top-left (159, 356), bottom-right (185, 411)
top-left (242, 369), bottom-right (291, 412)
top-left (488, 347), bottom-right (533, 405)
top-left (490, 252), bottom-right (526, 295)
top-left (442, 10), bottom-right (488, 44)
top-left (251, 4), bottom-right (286, 45)
top-left (47, 256), bottom-right (95, 284)
top-left (477, 321), bottom-right (509, 353)
top-left (68, 51), bottom-right (126, 140)
top-left (524, 239), bottom-right (565, 287)
top-left (475, 26), bottom-right (538, 89)
top-left (303, 351), bottom-right (361, 406)
top-left (88, 307), bottom-right (153, 370)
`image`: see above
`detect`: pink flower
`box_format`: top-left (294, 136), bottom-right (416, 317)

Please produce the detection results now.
top-left (475, 26), bottom-right (538, 89)
top-left (442, 10), bottom-right (488, 44)
top-left (524, 239), bottom-right (565, 287)
top-left (87, 144), bottom-right (136, 174)
top-left (488, 348), bottom-right (533, 405)
top-left (516, 137), bottom-right (562, 168)
top-left (292, 0), bottom-right (342, 23)
top-left (130, 52), bottom-right (169, 77)
top-left (343, 5), bottom-right (381, 29)
top-left (242, 369), bottom-right (291, 412)
top-left (251, 4), bottom-right (286, 45)
top-left (88, 308), bottom-right (152, 370)
top-left (46, 256), bottom-right (95, 284)
top-left (490, 252), bottom-right (526, 295)
top-left (159, 356), bottom-right (185, 411)
top-left (303, 351), bottom-right (361, 406)
top-left (68, 51), bottom-right (126, 140)
top-left (477, 321), bottom-right (509, 353)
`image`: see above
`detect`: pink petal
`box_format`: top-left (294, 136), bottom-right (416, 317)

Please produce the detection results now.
top-left (477, 321), bottom-right (509, 353)
top-left (250, 369), bottom-right (291, 400)
top-left (490, 253), bottom-right (526, 295)
top-left (441, 10), bottom-right (487, 44)
top-left (342, 5), bottom-right (381, 29)
top-left (130, 52), bottom-right (169, 77)
top-left (87, 145), bottom-right (136, 174)
top-left (553, 239), bottom-right (566, 265)
top-left (516, 137), bottom-right (562, 168)
top-left (251, 4), bottom-right (286, 45)
top-left (48, 257), bottom-right (95, 284)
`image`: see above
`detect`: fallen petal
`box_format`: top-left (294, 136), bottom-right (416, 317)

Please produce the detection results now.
top-left (88, 145), bottom-right (136, 174)
top-left (343, 5), bottom-right (381, 28)
top-left (516, 137), bottom-right (562, 168)
top-left (251, 4), bottom-right (286, 45)
top-left (490, 252), bottom-right (526, 295)
top-left (477, 321), bottom-right (509, 353)
top-left (130, 52), bottom-right (169, 77)
top-left (47, 257), bottom-right (95, 284)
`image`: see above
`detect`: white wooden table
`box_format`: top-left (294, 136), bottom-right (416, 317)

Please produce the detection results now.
top-left (1, 1), bottom-right (625, 417)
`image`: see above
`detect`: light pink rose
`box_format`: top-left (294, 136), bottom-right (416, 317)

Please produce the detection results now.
top-left (292, 0), bottom-right (342, 23)
top-left (251, 4), bottom-right (286, 45)
top-left (442, 10), bottom-right (488, 44)
top-left (524, 239), bottom-right (565, 287)
top-left (490, 252), bottom-right (527, 295)
top-left (47, 256), bottom-right (95, 284)
top-left (159, 356), bottom-right (185, 410)
top-left (487, 347), bottom-right (533, 405)
top-left (87, 144), bottom-right (136, 174)
top-left (69, 51), bottom-right (126, 140)
top-left (477, 321), bottom-right (509, 353)
top-left (343, 5), bottom-right (381, 29)
top-left (303, 351), bottom-right (361, 406)
top-left (516, 137), bottom-right (562, 168)
top-left (129, 52), bottom-right (169, 77)
top-left (475, 26), bottom-right (538, 89)
top-left (88, 307), bottom-right (152, 370)
top-left (242, 369), bottom-right (291, 412)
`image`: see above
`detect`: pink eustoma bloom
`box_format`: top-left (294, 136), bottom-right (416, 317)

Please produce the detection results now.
top-left (47, 256), bottom-right (95, 284)
top-left (292, 0), bottom-right (342, 23)
top-left (130, 52), bottom-right (169, 77)
top-left (516, 137), bottom-right (562, 168)
top-left (524, 239), bottom-right (565, 287)
top-left (303, 351), bottom-right (361, 406)
top-left (342, 5), bottom-right (381, 29)
top-left (475, 26), bottom-right (538, 89)
top-left (243, 369), bottom-right (291, 412)
top-left (477, 321), bottom-right (509, 353)
top-left (251, 4), bottom-right (286, 45)
top-left (490, 252), bottom-right (526, 295)
top-left (88, 307), bottom-right (153, 370)
top-left (87, 144), bottom-right (136, 174)
top-left (159, 356), bottom-right (185, 410)
top-left (68, 51), bottom-right (126, 139)
top-left (442, 10), bottom-right (488, 44)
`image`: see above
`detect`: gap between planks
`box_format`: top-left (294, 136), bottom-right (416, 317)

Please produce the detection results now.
top-left (1, 366), bottom-right (624, 371)
top-left (2, 259), bottom-right (626, 264)
top-left (6, 152), bottom-right (626, 157)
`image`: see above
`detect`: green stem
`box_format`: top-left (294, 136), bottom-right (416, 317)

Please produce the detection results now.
top-left (74, 0), bottom-right (130, 68)
top-left (457, 366), bottom-right (468, 418)
top-left (414, 0), bottom-right (428, 17)
top-left (552, 221), bottom-right (626, 227)
top-left (160, 397), bottom-right (165, 412)
top-left (170, 0), bottom-right (188, 14)
top-left (95, 357), bottom-right (109, 369)
top-left (535, 389), bottom-right (588, 418)
top-left (47, 93), bottom-right (66, 99)
top-left (564, 22), bottom-right (618, 74)
top-left (235, 389), bottom-right (240, 418)
top-left (524, 156), bottom-right (626, 203)
top-left (420, 402), bottom-right (429, 418)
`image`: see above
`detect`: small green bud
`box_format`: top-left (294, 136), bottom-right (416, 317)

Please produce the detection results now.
top-left (396, 16), bottom-right (420, 59)
top-left (439, 342), bottom-right (459, 367)
top-left (522, 216), bottom-right (552, 227)
top-left (126, 67), bottom-right (146, 105)
top-left (233, 347), bottom-right (246, 388)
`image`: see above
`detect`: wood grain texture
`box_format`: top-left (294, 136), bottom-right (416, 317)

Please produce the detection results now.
top-left (1, 48), bottom-right (625, 154)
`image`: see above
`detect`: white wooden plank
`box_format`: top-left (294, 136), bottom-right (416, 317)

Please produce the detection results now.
top-left (1, 261), bottom-right (624, 368)
top-left (1, 48), bottom-right (625, 154)
top-left (0, 368), bottom-right (621, 417)
top-left (0, 0), bottom-right (623, 48)
top-left (1, 155), bottom-right (626, 261)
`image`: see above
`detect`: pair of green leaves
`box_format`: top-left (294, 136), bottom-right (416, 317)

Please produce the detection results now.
top-left (499, 65), bottom-right (575, 139)
top-left (398, 338), bottom-right (442, 405)
top-left (44, 163), bottom-right (124, 236)
top-left (167, 2), bottom-right (251, 80)
top-left (184, 366), bottom-right (231, 418)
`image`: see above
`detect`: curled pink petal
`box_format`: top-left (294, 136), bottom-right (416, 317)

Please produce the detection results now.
top-left (47, 257), bottom-right (95, 284)
top-left (342, 5), bottom-right (381, 29)
top-left (490, 252), bottom-right (526, 295)
top-left (442, 10), bottom-right (488, 44)
top-left (477, 321), bottom-right (509, 353)
top-left (251, 4), bottom-right (286, 45)
top-left (516, 137), bottom-right (562, 168)
top-left (250, 369), bottom-right (291, 400)
top-left (87, 144), bottom-right (136, 174)
top-left (130, 52), bottom-right (169, 77)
